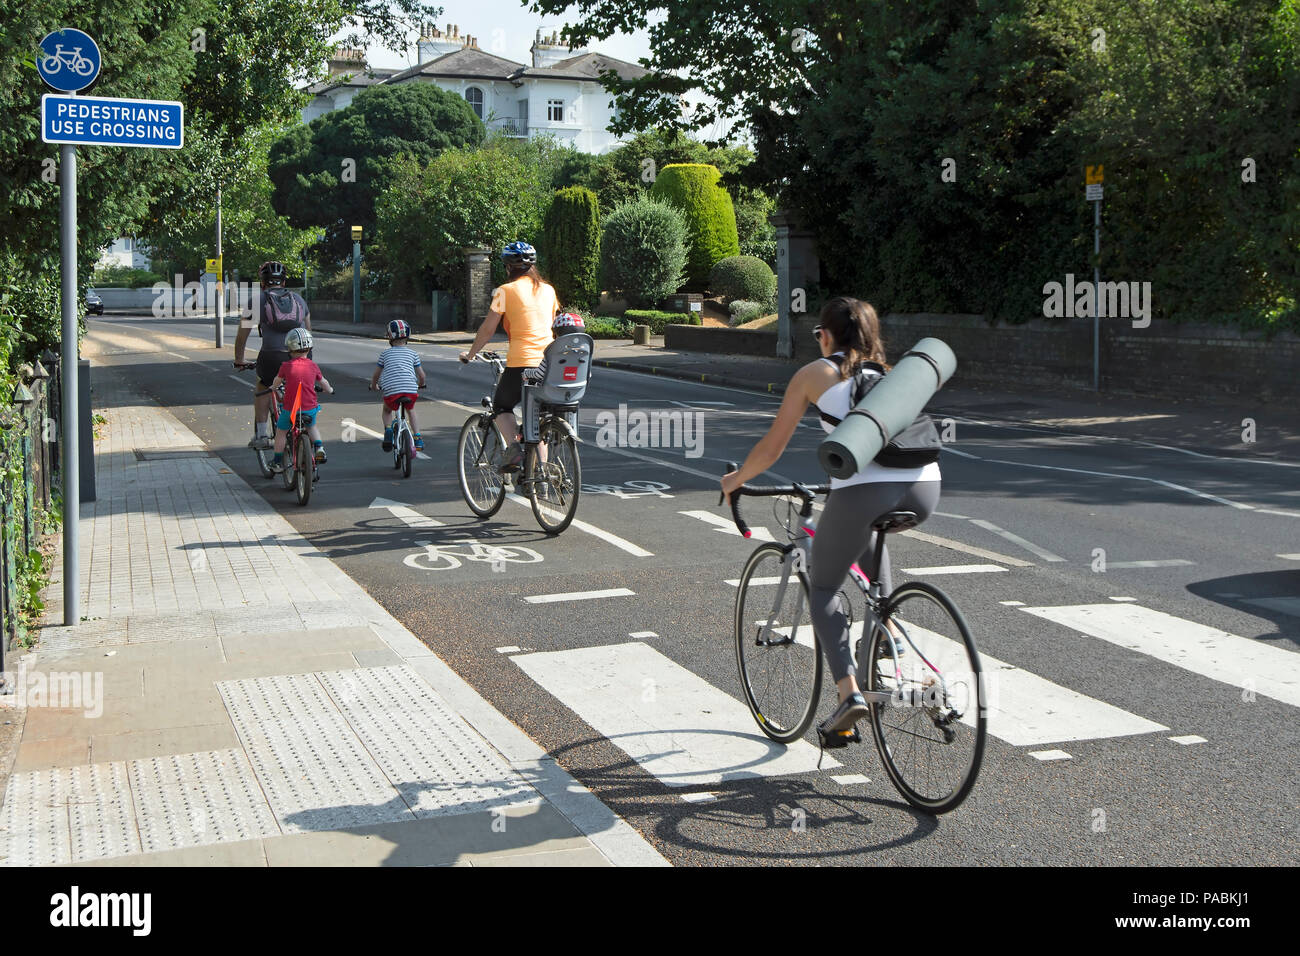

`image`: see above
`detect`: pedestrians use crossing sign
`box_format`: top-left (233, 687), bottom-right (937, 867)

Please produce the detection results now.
top-left (41, 93), bottom-right (184, 149)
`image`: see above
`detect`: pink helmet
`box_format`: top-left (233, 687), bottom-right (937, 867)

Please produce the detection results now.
top-left (553, 312), bottom-right (585, 333)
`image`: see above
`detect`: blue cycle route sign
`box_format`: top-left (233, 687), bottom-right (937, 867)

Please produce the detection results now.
top-left (37, 28), bottom-right (101, 92)
top-left (41, 94), bottom-right (185, 149)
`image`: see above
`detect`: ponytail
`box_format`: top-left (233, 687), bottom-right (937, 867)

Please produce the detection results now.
top-left (818, 296), bottom-right (887, 378)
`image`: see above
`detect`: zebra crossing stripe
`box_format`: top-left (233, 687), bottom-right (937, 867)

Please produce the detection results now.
top-left (1020, 603), bottom-right (1300, 708)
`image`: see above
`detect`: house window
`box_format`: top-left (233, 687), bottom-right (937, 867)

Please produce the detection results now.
top-left (547, 99), bottom-right (564, 122)
top-left (465, 86), bottom-right (484, 119)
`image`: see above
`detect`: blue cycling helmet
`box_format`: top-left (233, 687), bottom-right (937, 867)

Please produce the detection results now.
top-left (501, 241), bottom-right (536, 268)
top-left (387, 319), bottom-right (411, 340)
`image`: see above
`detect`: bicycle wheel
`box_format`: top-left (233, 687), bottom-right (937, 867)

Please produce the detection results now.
top-left (864, 581), bottom-right (985, 815)
top-left (457, 416), bottom-right (505, 518)
top-left (254, 412), bottom-right (278, 478)
top-left (734, 542), bottom-right (822, 744)
top-left (280, 430), bottom-right (296, 491)
top-left (527, 423), bottom-right (581, 534)
top-left (295, 433), bottom-right (313, 506)
top-left (402, 431), bottom-right (413, 478)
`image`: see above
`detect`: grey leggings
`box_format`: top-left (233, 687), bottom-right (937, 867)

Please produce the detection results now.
top-left (809, 481), bottom-right (942, 683)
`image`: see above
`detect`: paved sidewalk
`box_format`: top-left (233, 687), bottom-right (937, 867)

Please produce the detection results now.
top-left (306, 317), bottom-right (1300, 461)
top-left (0, 362), bottom-right (667, 867)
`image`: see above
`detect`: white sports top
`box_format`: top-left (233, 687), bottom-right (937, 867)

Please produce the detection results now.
top-left (813, 356), bottom-right (941, 490)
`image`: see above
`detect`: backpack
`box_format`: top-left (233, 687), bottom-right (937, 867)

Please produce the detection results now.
top-left (819, 361), bottom-right (943, 468)
top-left (261, 288), bottom-right (307, 334)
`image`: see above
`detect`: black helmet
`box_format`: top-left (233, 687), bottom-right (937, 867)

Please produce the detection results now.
top-left (501, 241), bottom-right (536, 269)
top-left (259, 260), bottom-right (287, 285)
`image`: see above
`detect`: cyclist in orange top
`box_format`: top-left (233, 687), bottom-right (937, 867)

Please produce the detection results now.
top-left (460, 241), bottom-right (558, 469)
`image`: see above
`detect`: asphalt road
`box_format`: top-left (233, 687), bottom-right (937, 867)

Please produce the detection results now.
top-left (86, 313), bottom-right (1300, 865)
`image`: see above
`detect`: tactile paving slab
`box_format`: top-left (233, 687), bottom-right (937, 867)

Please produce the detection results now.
top-left (0, 762), bottom-right (141, 866)
top-left (0, 768), bottom-right (71, 867)
top-left (217, 673), bottom-right (412, 833)
top-left (317, 666), bottom-right (537, 818)
top-left (128, 749), bottom-right (280, 852)
top-left (67, 762), bottom-right (141, 863)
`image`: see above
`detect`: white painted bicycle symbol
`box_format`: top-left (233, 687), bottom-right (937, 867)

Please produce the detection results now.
top-left (403, 536), bottom-right (544, 571)
top-left (39, 45), bottom-right (95, 78)
top-left (579, 480), bottom-right (674, 499)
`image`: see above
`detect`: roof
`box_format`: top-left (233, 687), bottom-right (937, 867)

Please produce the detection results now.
top-left (385, 47), bottom-right (527, 84)
top-left (304, 69), bottom-right (399, 96)
top-left (517, 52), bottom-right (648, 82)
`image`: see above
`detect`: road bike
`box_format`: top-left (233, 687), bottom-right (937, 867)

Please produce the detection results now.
top-left (403, 536), bottom-right (544, 571)
top-left (457, 351), bottom-right (583, 534)
top-left (39, 45), bottom-right (95, 78)
top-left (726, 465), bottom-right (986, 814)
top-left (371, 384), bottom-right (426, 478)
top-left (237, 363), bottom-right (280, 479)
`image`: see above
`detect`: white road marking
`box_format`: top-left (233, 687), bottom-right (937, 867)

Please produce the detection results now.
top-left (227, 374), bottom-right (250, 386)
top-left (1021, 603), bottom-right (1300, 708)
top-left (679, 509), bottom-right (775, 542)
top-left (1104, 560), bottom-right (1196, 568)
top-left (1278, 554), bottom-right (1300, 560)
top-left (670, 400), bottom-right (733, 407)
top-left (523, 588), bottom-right (636, 604)
top-left (898, 529), bottom-right (1034, 567)
top-left (679, 792), bottom-right (717, 803)
top-left (726, 576), bottom-right (784, 587)
top-left (511, 642), bottom-right (840, 785)
top-left (968, 519), bottom-right (1066, 562)
top-left (1169, 735), bottom-right (1207, 745)
top-left (1000, 600), bottom-right (1026, 606)
top-left (1109, 596), bottom-right (1138, 602)
top-left (1030, 750), bottom-right (1073, 761)
top-left (1241, 596), bottom-right (1300, 619)
top-left (629, 631), bottom-right (658, 639)
top-left (495, 646), bottom-right (522, 654)
top-left (901, 564), bottom-right (1008, 575)
top-left (831, 774), bottom-right (870, 785)
top-left (934, 511), bottom-right (972, 519)
top-left (348, 421), bottom-right (432, 460)
top-left (1256, 509), bottom-right (1300, 518)
top-left (503, 493), bottom-right (654, 557)
top-left (368, 496), bottom-right (444, 528)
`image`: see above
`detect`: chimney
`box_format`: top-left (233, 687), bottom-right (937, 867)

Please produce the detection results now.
top-left (327, 47), bottom-right (366, 77)
top-left (532, 26), bottom-right (587, 68)
top-left (419, 23), bottom-right (462, 62)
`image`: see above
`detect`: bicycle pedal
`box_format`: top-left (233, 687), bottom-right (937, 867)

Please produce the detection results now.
top-left (816, 726), bottom-right (861, 749)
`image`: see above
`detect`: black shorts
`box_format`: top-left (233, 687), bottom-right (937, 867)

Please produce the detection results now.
top-left (256, 349), bottom-right (291, 388)
top-left (492, 366), bottom-right (535, 415)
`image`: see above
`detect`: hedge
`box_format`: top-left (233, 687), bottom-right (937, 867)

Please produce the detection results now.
top-left (710, 255), bottom-right (776, 304)
top-left (542, 186), bottom-right (600, 311)
top-left (598, 195), bottom-right (689, 308)
top-left (647, 164), bottom-right (740, 290)
top-left (624, 309), bottom-right (701, 334)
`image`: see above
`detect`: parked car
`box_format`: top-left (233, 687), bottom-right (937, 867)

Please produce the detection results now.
top-left (86, 288), bottom-right (103, 315)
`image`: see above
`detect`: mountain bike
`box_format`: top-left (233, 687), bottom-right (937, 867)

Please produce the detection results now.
top-left (457, 351), bottom-right (582, 534)
top-left (725, 465), bottom-right (986, 814)
top-left (237, 363), bottom-right (280, 479)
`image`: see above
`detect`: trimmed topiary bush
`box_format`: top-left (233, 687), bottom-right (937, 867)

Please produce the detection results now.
top-left (542, 186), bottom-right (601, 311)
top-left (648, 163), bottom-right (740, 290)
top-left (711, 255), bottom-right (776, 304)
top-left (599, 195), bottom-right (689, 309)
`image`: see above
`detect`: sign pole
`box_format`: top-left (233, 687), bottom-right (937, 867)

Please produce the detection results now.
top-left (215, 187), bottom-right (224, 348)
top-left (1092, 196), bottom-right (1101, 391)
top-left (60, 139), bottom-right (79, 625)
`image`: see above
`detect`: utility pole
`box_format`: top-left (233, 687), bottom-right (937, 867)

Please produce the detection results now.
top-left (215, 187), bottom-right (224, 348)
top-left (352, 225), bottom-right (362, 324)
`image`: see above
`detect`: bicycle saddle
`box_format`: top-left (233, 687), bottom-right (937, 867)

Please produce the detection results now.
top-left (872, 510), bottom-right (919, 534)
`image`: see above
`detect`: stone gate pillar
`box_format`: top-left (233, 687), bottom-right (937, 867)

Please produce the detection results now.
top-left (465, 247), bottom-right (492, 330)
top-left (770, 209), bottom-right (821, 359)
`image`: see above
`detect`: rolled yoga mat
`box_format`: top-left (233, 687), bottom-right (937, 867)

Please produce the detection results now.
top-left (817, 337), bottom-right (957, 479)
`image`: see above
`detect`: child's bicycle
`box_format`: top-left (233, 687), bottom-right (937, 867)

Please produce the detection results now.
top-left (456, 351), bottom-right (582, 534)
top-left (725, 464), bottom-right (986, 815)
top-left (279, 385), bottom-right (323, 506)
top-left (370, 384), bottom-right (426, 478)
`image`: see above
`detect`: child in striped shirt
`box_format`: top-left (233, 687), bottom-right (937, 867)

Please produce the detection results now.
top-left (369, 320), bottom-right (427, 450)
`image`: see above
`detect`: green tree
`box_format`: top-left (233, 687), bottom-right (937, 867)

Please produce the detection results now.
top-left (648, 164), bottom-right (740, 289)
top-left (542, 186), bottom-right (602, 310)
top-left (599, 195), bottom-right (689, 307)
top-left (375, 145), bottom-right (546, 301)
top-left (269, 82), bottom-right (485, 265)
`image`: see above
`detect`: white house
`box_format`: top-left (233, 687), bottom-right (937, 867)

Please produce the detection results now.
top-left (301, 26), bottom-right (655, 154)
top-left (96, 236), bottom-right (151, 271)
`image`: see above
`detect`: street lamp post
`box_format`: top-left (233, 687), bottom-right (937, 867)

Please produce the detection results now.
top-left (351, 225), bottom-right (362, 325)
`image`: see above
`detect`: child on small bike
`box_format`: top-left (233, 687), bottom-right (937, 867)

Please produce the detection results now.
top-left (370, 319), bottom-right (427, 451)
top-left (270, 327), bottom-right (334, 470)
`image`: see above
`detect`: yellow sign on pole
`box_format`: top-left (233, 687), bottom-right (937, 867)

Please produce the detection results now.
top-left (1085, 165), bottom-right (1104, 184)
top-left (206, 257), bottom-right (221, 274)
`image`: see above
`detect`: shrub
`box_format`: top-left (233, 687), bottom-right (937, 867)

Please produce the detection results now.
top-left (647, 164), bottom-right (740, 290)
top-left (91, 265), bottom-right (168, 289)
top-left (728, 299), bottom-right (769, 325)
top-left (625, 309), bottom-right (699, 334)
top-left (710, 255), bottom-right (776, 304)
top-left (598, 196), bottom-right (688, 309)
top-left (542, 186), bottom-right (601, 311)
top-left (585, 316), bottom-right (632, 338)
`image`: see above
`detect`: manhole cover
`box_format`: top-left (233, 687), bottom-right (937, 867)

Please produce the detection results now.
top-left (133, 449), bottom-right (215, 461)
